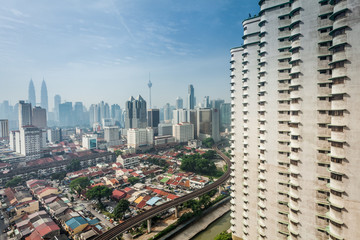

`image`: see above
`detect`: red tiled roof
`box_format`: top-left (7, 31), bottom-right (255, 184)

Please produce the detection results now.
top-left (167, 194), bottom-right (179, 200)
top-left (112, 190), bottom-right (126, 200)
top-left (36, 221), bottom-right (60, 237)
top-left (123, 187), bottom-right (133, 193)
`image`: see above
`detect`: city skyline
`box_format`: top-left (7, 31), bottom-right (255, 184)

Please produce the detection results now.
top-left (0, 0), bottom-right (259, 108)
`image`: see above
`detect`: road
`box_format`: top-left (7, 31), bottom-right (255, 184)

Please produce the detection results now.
top-left (85, 204), bottom-right (115, 228)
top-left (93, 143), bottom-right (231, 240)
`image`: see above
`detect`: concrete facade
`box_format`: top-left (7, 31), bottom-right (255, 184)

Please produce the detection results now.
top-left (230, 1), bottom-right (360, 240)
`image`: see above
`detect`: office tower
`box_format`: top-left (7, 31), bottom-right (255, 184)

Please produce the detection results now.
top-left (28, 79), bottom-right (36, 107)
top-left (40, 79), bottom-right (48, 112)
top-left (172, 122), bottom-right (194, 143)
top-left (158, 123), bottom-right (173, 136)
top-left (104, 126), bottom-right (120, 146)
top-left (20, 126), bottom-right (42, 160)
top-left (175, 97), bottom-right (183, 109)
top-left (163, 103), bottom-right (171, 122)
top-left (74, 102), bottom-right (85, 126)
top-left (54, 94), bottom-right (61, 122)
top-left (0, 101), bottom-right (10, 119)
top-left (172, 109), bottom-right (188, 124)
top-left (32, 107), bottom-right (47, 129)
top-left (59, 102), bottom-right (73, 127)
top-left (188, 84), bottom-right (195, 110)
top-left (188, 109), bottom-right (198, 138)
top-left (196, 108), bottom-right (220, 142)
top-left (125, 95), bottom-right (147, 129)
top-left (82, 134), bottom-right (97, 150)
top-left (203, 96), bottom-right (210, 108)
top-left (148, 79), bottom-right (153, 109)
top-left (104, 103), bottom-right (110, 119)
top-left (127, 128), bottom-right (154, 149)
top-left (230, 1), bottom-right (360, 240)
top-left (0, 119), bottom-right (9, 138)
top-left (219, 103), bottom-right (231, 132)
top-left (210, 99), bottom-right (225, 110)
top-left (147, 109), bottom-right (160, 128)
top-left (18, 100), bottom-right (32, 129)
top-left (102, 118), bottom-right (114, 127)
top-left (89, 104), bottom-right (100, 127)
top-left (111, 104), bottom-right (122, 127)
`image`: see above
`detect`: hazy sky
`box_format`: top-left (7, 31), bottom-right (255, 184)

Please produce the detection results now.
top-left (0, 0), bottom-right (259, 109)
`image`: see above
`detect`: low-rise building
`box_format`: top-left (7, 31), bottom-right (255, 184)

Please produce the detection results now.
top-left (116, 154), bottom-right (139, 169)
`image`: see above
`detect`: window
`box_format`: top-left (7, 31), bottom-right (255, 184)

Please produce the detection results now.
top-left (334, 11), bottom-right (346, 21)
top-left (333, 45), bottom-right (345, 53)
top-left (331, 141), bottom-right (343, 148)
top-left (331, 172), bottom-right (342, 181)
top-left (333, 77), bottom-right (345, 85)
top-left (331, 157), bottom-right (343, 163)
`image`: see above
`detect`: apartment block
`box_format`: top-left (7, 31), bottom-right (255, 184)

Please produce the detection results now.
top-left (230, 1), bottom-right (360, 240)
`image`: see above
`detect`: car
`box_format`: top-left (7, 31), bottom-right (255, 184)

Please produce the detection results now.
top-left (0, 215), bottom-right (4, 220)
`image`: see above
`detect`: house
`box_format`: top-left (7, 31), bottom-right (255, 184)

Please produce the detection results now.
top-left (112, 189), bottom-right (126, 201)
top-left (116, 154), bottom-right (140, 169)
top-left (65, 216), bottom-right (89, 235)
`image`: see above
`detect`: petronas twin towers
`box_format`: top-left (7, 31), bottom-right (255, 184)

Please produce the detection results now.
top-left (28, 79), bottom-right (48, 111)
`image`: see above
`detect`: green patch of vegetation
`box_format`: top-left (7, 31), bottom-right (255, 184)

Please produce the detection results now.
top-left (86, 185), bottom-right (112, 207)
top-left (203, 137), bottom-right (215, 148)
top-left (128, 177), bottom-right (140, 185)
top-left (69, 177), bottom-right (90, 195)
top-left (114, 199), bottom-right (130, 220)
top-left (66, 159), bottom-right (81, 172)
top-left (51, 171), bottom-right (66, 180)
top-left (5, 176), bottom-right (23, 188)
top-left (215, 231), bottom-right (232, 240)
top-left (180, 153), bottom-right (217, 176)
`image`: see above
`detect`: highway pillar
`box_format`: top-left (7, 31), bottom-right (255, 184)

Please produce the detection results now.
top-left (175, 205), bottom-right (179, 218)
top-left (147, 219), bottom-right (151, 233)
top-left (218, 185), bottom-right (222, 195)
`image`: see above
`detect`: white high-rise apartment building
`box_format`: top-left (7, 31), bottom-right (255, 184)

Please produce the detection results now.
top-left (127, 128), bottom-right (154, 149)
top-left (230, 1), bottom-right (360, 240)
top-left (172, 109), bottom-right (188, 124)
top-left (0, 119), bottom-right (9, 138)
top-left (32, 106), bottom-right (47, 129)
top-left (172, 122), bottom-right (194, 143)
top-left (20, 126), bottom-right (42, 161)
top-left (104, 126), bottom-right (121, 147)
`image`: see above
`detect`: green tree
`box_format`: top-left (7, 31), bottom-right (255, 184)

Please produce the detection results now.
top-left (114, 150), bottom-right (122, 157)
top-left (51, 171), bottom-right (66, 180)
top-left (214, 231), bottom-right (232, 240)
top-left (202, 150), bottom-right (216, 160)
top-left (203, 137), bottom-right (215, 148)
top-left (199, 194), bottom-right (211, 209)
top-left (66, 159), bottom-right (81, 172)
top-left (5, 176), bottom-right (23, 188)
top-left (86, 185), bottom-right (112, 206)
top-left (128, 177), bottom-right (140, 185)
top-left (114, 199), bottom-right (130, 219)
top-left (69, 177), bottom-right (90, 195)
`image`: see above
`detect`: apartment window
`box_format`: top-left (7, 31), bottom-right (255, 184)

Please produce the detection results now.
top-left (319, 42), bottom-right (331, 47)
top-left (332, 61), bottom-right (345, 69)
top-left (331, 173), bottom-right (342, 181)
top-left (331, 141), bottom-right (343, 148)
top-left (291, 135), bottom-right (299, 140)
top-left (332, 94), bottom-right (344, 101)
top-left (320, 28), bottom-right (329, 33)
top-left (333, 77), bottom-right (345, 85)
top-left (332, 45), bottom-right (345, 53)
top-left (292, 147), bottom-right (299, 152)
top-left (331, 157), bottom-right (343, 163)
top-left (331, 110), bottom-right (344, 116)
top-left (290, 160), bottom-right (298, 166)
top-left (334, 11), bottom-right (346, 21)
top-left (292, 48), bottom-right (300, 53)
top-left (333, 0), bottom-right (343, 5)
top-left (291, 111), bottom-right (299, 116)
top-left (320, 1), bottom-right (328, 6)
top-left (320, 15), bottom-right (328, 20)
top-left (330, 189), bottom-right (342, 197)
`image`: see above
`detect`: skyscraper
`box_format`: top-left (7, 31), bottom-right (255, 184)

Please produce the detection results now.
top-left (196, 108), bottom-right (220, 142)
top-left (32, 106), bottom-right (47, 129)
top-left (40, 79), bottom-right (48, 112)
top-left (0, 119), bottom-right (9, 139)
top-left (18, 100), bottom-right (32, 129)
top-left (219, 103), bottom-right (230, 132)
top-left (188, 84), bottom-right (195, 110)
top-left (111, 104), bottom-right (122, 127)
top-left (203, 96), bottom-right (210, 108)
top-left (147, 109), bottom-right (160, 128)
top-left (163, 103), bottom-right (171, 122)
top-left (125, 95), bottom-right (147, 129)
top-left (28, 79), bottom-right (36, 107)
top-left (54, 94), bottom-right (61, 122)
top-left (59, 102), bottom-right (73, 127)
top-left (230, 1), bottom-right (360, 240)
top-left (175, 97), bottom-right (183, 109)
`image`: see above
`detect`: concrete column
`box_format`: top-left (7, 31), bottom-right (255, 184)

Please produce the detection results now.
top-left (218, 185), bottom-right (222, 194)
top-left (175, 206), bottom-right (179, 218)
top-left (147, 219), bottom-right (151, 233)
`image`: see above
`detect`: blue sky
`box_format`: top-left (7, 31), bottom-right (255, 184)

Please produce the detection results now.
top-left (0, 0), bottom-right (259, 109)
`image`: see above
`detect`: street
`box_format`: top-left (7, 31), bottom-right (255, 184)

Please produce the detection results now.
top-left (85, 204), bottom-right (114, 229)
